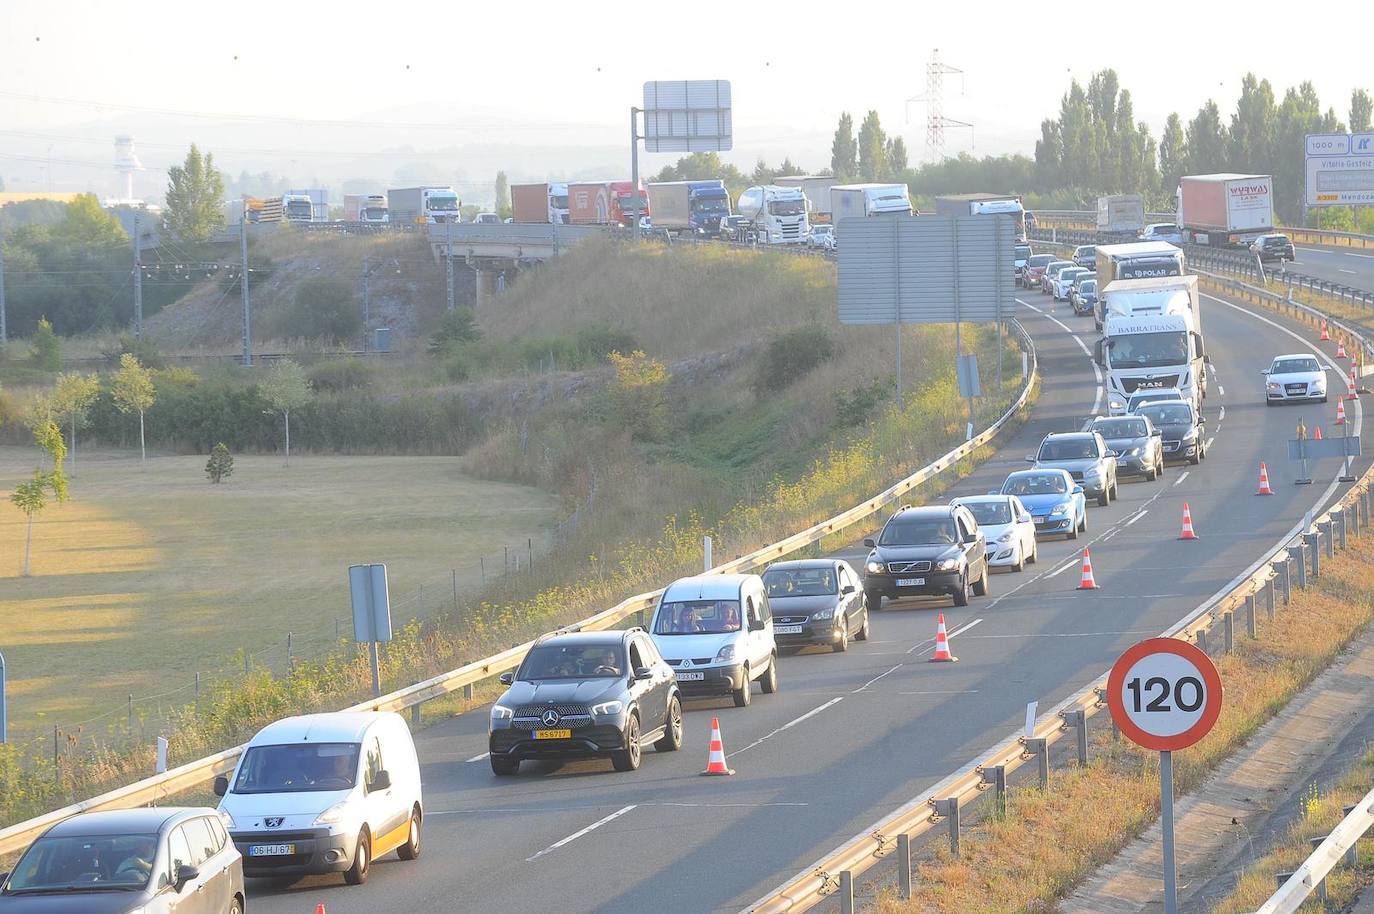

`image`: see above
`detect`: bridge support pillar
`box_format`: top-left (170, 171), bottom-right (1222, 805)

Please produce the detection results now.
top-left (474, 268), bottom-right (498, 308)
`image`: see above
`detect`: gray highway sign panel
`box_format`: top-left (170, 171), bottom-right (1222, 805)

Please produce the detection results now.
top-left (642, 80), bottom-right (732, 152)
top-left (837, 215), bottom-right (1015, 325)
top-left (1305, 133), bottom-right (1374, 206)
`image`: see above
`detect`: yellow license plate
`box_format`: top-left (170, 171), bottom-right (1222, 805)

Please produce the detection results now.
top-left (534, 729), bottom-right (572, 740)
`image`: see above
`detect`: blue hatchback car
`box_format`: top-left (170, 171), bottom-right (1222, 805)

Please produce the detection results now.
top-left (996, 468), bottom-right (1087, 539)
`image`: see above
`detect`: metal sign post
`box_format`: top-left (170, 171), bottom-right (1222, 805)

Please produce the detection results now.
top-left (1108, 638), bottom-right (1224, 914)
top-left (0, 648), bottom-right (6, 743)
top-left (349, 563), bottom-right (394, 698)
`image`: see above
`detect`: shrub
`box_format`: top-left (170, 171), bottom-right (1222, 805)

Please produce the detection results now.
top-left (752, 325), bottom-right (836, 396)
top-left (308, 357), bottom-right (374, 393)
top-left (608, 350), bottom-right (671, 441)
top-left (575, 324), bottom-right (637, 363)
top-left (279, 277), bottom-right (360, 342)
top-left (102, 335), bottom-right (166, 369)
top-left (427, 308), bottom-right (482, 355)
top-left (28, 318), bottom-right (61, 371)
top-left (833, 379), bottom-right (890, 427)
top-left (205, 442), bottom-right (234, 483)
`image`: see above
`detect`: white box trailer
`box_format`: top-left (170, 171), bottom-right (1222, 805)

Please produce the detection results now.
top-left (1096, 194), bottom-right (1145, 235)
top-left (1177, 173), bottom-right (1275, 246)
top-left (774, 175), bottom-right (839, 220)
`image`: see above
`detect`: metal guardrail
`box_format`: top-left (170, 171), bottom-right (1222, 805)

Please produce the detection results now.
top-left (0, 322), bottom-right (1039, 859)
top-left (1251, 786), bottom-right (1374, 914)
top-left (739, 267), bottom-right (1374, 914)
top-left (1031, 212), bottom-right (1374, 253)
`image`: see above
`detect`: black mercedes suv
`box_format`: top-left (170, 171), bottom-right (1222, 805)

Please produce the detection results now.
top-left (861, 504), bottom-right (989, 609)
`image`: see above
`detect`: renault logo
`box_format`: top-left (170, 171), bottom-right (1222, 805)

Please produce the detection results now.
top-left (541, 709), bottom-right (561, 727)
top-left (680, 658), bottom-right (692, 668)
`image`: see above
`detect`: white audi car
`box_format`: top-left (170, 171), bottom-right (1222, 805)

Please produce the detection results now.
top-left (1264, 353), bottom-right (1328, 405)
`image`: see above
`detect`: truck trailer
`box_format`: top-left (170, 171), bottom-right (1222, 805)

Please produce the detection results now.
top-left (933, 193), bottom-right (1026, 240)
top-left (646, 180), bottom-right (730, 234)
top-left (511, 182), bottom-right (570, 224)
top-left (1176, 174), bottom-right (1275, 246)
top-left (774, 175), bottom-right (840, 222)
top-left (387, 186), bottom-right (462, 225)
top-left (1096, 194), bottom-right (1145, 236)
top-left (830, 183), bottom-right (913, 233)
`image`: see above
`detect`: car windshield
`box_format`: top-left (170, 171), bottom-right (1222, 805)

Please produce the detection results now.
top-left (1003, 474), bottom-right (1068, 496)
top-left (1108, 331), bottom-right (1189, 369)
top-left (961, 501), bottom-right (1012, 525)
top-left (1047, 262), bottom-right (1072, 274)
top-left (233, 742), bottom-right (360, 794)
top-left (880, 517), bottom-right (957, 545)
top-left (655, 600), bottom-right (743, 635)
top-left (1039, 438), bottom-right (1098, 460)
top-left (1272, 358), bottom-right (1320, 374)
top-left (1015, 245), bottom-right (1032, 259)
top-left (1092, 419), bottom-right (1147, 438)
top-left (519, 643), bottom-right (625, 677)
top-left (5, 833), bottom-right (159, 894)
top-left (1081, 280), bottom-right (1097, 293)
top-left (1029, 255), bottom-right (1054, 267)
top-left (1138, 403), bottom-right (1193, 425)
top-left (762, 567), bottom-right (838, 597)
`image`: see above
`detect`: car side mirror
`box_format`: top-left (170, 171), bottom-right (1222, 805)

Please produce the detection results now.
top-left (369, 769), bottom-right (392, 792)
top-left (213, 775), bottom-right (229, 797)
top-left (174, 864), bottom-right (200, 892)
top-left (1198, 415), bottom-right (1206, 424)
top-left (1260, 368), bottom-right (1269, 375)
top-left (1073, 485), bottom-right (1084, 495)
top-left (1093, 339), bottom-right (1105, 367)
top-left (499, 671), bottom-right (515, 686)
top-left (1152, 429), bottom-right (1162, 437)
top-left (863, 538), bottom-right (875, 548)
top-left (1019, 513), bottom-right (1032, 523)
top-left (633, 666), bottom-right (653, 680)
top-left (749, 616), bottom-right (766, 632)
top-left (963, 533), bottom-right (978, 544)
top-left (1025, 455), bottom-right (1036, 463)
top-left (841, 584), bottom-right (855, 595)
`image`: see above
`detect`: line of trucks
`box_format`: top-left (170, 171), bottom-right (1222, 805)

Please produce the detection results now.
top-left (1093, 173), bottom-right (1277, 247)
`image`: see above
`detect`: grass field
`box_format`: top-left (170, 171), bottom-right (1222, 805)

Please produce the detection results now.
top-left (0, 446), bottom-right (555, 741)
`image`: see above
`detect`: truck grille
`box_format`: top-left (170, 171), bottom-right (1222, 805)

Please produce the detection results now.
top-left (887, 561), bottom-right (932, 574)
top-left (1121, 375), bottom-right (1180, 393)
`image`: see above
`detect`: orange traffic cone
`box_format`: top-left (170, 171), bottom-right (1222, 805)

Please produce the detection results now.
top-left (929, 612), bottom-right (958, 662)
top-left (1349, 368), bottom-right (1359, 400)
top-left (1077, 548), bottom-right (1100, 590)
top-left (316, 906), bottom-right (326, 914)
top-left (1257, 462), bottom-right (1274, 495)
top-left (1337, 339), bottom-right (1348, 359)
top-left (1179, 502), bottom-right (1199, 540)
top-left (1314, 426), bottom-right (1323, 440)
top-left (700, 717), bottom-right (734, 776)
top-left (1336, 399), bottom-right (1347, 425)
top-left (1321, 320), bottom-right (1331, 341)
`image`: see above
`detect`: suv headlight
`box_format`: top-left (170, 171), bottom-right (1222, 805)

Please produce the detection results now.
top-left (935, 558), bottom-right (961, 571)
top-left (1127, 446), bottom-right (1142, 457)
top-left (865, 559), bottom-right (884, 574)
top-left (810, 607), bottom-right (835, 620)
top-left (314, 802), bottom-right (349, 826)
top-left (590, 700), bottom-right (624, 716)
top-left (1181, 427), bottom-right (1199, 441)
top-left (491, 705), bottom-right (513, 721)
top-left (714, 643), bottom-right (737, 663)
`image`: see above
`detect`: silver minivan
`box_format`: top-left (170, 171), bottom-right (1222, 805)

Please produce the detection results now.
top-left (216, 711), bottom-right (422, 886)
top-left (648, 574), bottom-right (779, 707)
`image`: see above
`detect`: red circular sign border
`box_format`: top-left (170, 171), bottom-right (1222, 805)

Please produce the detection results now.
top-left (1106, 637), bottom-right (1223, 751)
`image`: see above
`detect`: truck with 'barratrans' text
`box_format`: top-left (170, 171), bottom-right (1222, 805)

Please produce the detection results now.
top-left (1175, 173), bottom-right (1274, 247)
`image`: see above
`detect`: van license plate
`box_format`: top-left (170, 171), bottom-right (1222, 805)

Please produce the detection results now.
top-left (675, 671), bottom-right (705, 681)
top-left (896, 578), bottom-right (925, 587)
top-left (249, 844), bottom-right (295, 857)
top-left (534, 729), bottom-right (571, 740)
top-left (774, 625), bottom-right (804, 635)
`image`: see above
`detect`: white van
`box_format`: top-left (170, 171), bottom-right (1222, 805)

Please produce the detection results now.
top-left (648, 574), bottom-right (779, 707)
top-left (215, 711), bottom-right (422, 886)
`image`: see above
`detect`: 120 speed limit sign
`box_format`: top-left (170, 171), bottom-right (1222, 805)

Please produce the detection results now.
top-left (1107, 638), bottom-right (1223, 751)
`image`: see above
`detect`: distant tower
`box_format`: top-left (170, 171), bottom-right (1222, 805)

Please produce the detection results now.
top-left (114, 135), bottom-right (143, 200)
top-left (925, 50), bottom-right (964, 161)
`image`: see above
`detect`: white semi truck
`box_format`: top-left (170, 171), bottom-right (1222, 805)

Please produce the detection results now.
top-left (344, 194), bottom-right (389, 223)
top-left (1097, 275), bottom-right (1207, 414)
top-left (387, 186), bottom-right (462, 224)
top-left (736, 185), bottom-right (809, 244)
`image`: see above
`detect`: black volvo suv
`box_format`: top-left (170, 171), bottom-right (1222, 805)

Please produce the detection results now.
top-left (861, 504), bottom-right (989, 609)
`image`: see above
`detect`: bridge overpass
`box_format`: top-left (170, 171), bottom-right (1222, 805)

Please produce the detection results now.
top-left (426, 223), bottom-right (607, 306)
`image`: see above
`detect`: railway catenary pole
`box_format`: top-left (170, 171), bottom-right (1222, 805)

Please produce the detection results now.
top-left (240, 208), bottom-right (252, 366)
top-left (132, 212), bottom-right (143, 340)
top-left (0, 229), bottom-right (7, 345)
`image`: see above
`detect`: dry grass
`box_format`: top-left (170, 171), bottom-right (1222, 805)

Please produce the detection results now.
top-left (0, 445), bottom-right (555, 739)
top-left (873, 534), bottom-right (1374, 914)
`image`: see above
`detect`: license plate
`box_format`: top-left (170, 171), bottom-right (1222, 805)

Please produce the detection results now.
top-left (1034, 517), bottom-right (1048, 525)
top-left (534, 729), bottom-right (571, 740)
top-left (775, 625), bottom-right (805, 635)
top-left (248, 844), bottom-right (295, 857)
top-left (896, 577), bottom-right (925, 587)
top-left (675, 671), bottom-right (705, 682)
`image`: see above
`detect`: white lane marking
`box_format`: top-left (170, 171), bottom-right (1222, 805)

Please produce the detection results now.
top-left (652, 802), bottom-right (810, 808)
top-left (435, 801), bottom-right (809, 816)
top-left (466, 752), bottom-right (490, 763)
top-left (1125, 510), bottom-right (1148, 526)
top-left (1344, 252), bottom-right (1374, 259)
top-left (856, 663), bottom-right (904, 687)
top-left (964, 629), bottom-right (1158, 640)
top-left (1205, 437), bottom-right (1216, 451)
top-left (1173, 470), bottom-right (1190, 487)
top-left (897, 689), bottom-right (980, 695)
top-left (1339, 268), bottom-right (1358, 275)
top-left (1047, 559), bottom-right (1079, 578)
top-left (1217, 385), bottom-right (1225, 396)
top-left (729, 696), bottom-right (846, 756)
top-left (1101, 529), bottom-right (1119, 541)
top-left (1022, 297), bottom-right (1105, 415)
top-left (1219, 406), bottom-right (1226, 422)
top-left (527, 805), bottom-right (637, 861)
top-left (1020, 300), bottom-right (1045, 313)
top-left (947, 618), bottom-right (983, 639)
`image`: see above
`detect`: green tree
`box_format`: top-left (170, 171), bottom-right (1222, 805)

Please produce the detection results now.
top-left (281, 277), bottom-right (360, 342)
top-left (831, 112), bottom-right (857, 180)
top-left (10, 469), bottom-right (65, 576)
top-left (884, 137), bottom-right (910, 179)
top-left (57, 193), bottom-right (128, 245)
top-left (1034, 118), bottom-right (1064, 189)
top-left (1185, 100), bottom-right (1229, 175)
top-left (494, 171), bottom-right (511, 219)
top-left (1228, 74), bottom-right (1277, 172)
top-left (28, 317), bottom-right (61, 371)
top-left (1159, 113), bottom-right (1187, 200)
top-left (857, 110), bottom-right (887, 181)
top-left (50, 372), bottom-right (100, 477)
top-left (205, 442), bottom-right (234, 483)
top-left (260, 358), bottom-right (313, 465)
top-left (649, 152), bottom-right (749, 190)
top-left (775, 157), bottom-right (805, 178)
top-left (428, 307), bottom-right (482, 355)
top-left (1350, 88), bottom-right (1373, 132)
top-left (112, 352), bottom-right (156, 463)
top-left (164, 144), bottom-right (226, 241)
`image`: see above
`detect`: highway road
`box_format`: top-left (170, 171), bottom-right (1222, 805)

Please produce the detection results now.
top-left (248, 285), bottom-right (1368, 914)
top-left (1289, 244), bottom-right (1374, 292)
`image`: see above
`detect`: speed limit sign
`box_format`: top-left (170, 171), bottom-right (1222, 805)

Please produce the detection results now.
top-left (1107, 638), bottom-right (1222, 751)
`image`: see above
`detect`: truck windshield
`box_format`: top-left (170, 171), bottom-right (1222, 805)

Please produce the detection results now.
top-left (286, 202), bottom-right (312, 217)
top-left (550, 195), bottom-right (569, 209)
top-left (695, 198), bottom-right (729, 215)
top-left (768, 200), bottom-right (805, 216)
top-left (429, 197), bottom-right (459, 211)
top-left (1108, 331), bottom-right (1190, 369)
top-left (363, 208), bottom-right (387, 220)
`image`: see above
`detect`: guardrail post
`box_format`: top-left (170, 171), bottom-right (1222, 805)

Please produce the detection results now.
top-left (1361, 489), bottom-right (1371, 529)
top-left (1298, 538), bottom-right (1313, 586)
top-left (985, 765), bottom-right (1007, 816)
top-left (1320, 521), bottom-right (1334, 559)
top-left (410, 704), bottom-right (421, 726)
top-left (1245, 595), bottom-right (1257, 638)
top-left (464, 683), bottom-right (474, 702)
top-left (897, 833), bottom-right (913, 899)
top-left (1196, 628), bottom-right (1208, 655)
top-left (936, 798), bottom-right (961, 856)
top-left (1063, 710), bottom-right (1088, 765)
top-left (1223, 612), bottom-right (1235, 654)
top-left (1265, 578), bottom-right (1276, 620)
top-left (1026, 738), bottom-right (1049, 788)
top-left (838, 870), bottom-right (854, 914)
top-left (1309, 531), bottom-right (1323, 577)
top-left (1335, 510), bottom-right (1347, 551)
top-left (1350, 501), bottom-right (1361, 538)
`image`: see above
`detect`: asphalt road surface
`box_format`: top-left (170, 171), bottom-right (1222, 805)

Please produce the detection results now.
top-left (1290, 244), bottom-right (1374, 292)
top-left (248, 285), bottom-right (1368, 914)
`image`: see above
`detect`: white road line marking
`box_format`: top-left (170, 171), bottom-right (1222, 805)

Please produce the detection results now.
top-left (1125, 509), bottom-right (1148, 526)
top-left (466, 752), bottom-right (490, 763)
top-left (527, 805), bottom-right (637, 862)
top-left (435, 801), bottom-right (811, 816)
top-left (1101, 529), bottom-right (1119, 541)
top-left (1018, 296), bottom-right (1102, 412)
top-left (1217, 385), bottom-right (1225, 396)
top-left (1339, 268), bottom-right (1358, 275)
top-left (1219, 406), bottom-right (1226, 422)
top-left (896, 689), bottom-right (980, 695)
top-left (1020, 300), bottom-right (1045, 313)
top-left (1205, 436), bottom-right (1216, 450)
top-left (964, 629), bottom-right (1158, 640)
top-left (651, 802), bottom-right (810, 808)
top-left (729, 696), bottom-right (847, 756)
top-left (1344, 252), bottom-right (1374, 259)
top-left (856, 663), bottom-right (905, 687)
top-left (1173, 470), bottom-right (1190, 486)
top-left (1047, 559), bottom-right (1079, 578)
top-left (947, 618), bottom-right (983, 639)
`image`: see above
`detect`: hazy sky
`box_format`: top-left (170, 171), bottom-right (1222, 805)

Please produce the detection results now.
top-left (2, 0), bottom-right (1371, 197)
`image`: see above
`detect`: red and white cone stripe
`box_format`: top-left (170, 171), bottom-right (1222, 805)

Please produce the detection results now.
top-left (1257, 462), bottom-right (1274, 495)
top-left (1179, 502), bottom-right (1198, 540)
top-left (929, 612), bottom-right (958, 662)
top-left (701, 716), bottom-right (734, 776)
top-left (1077, 548), bottom-right (1099, 590)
